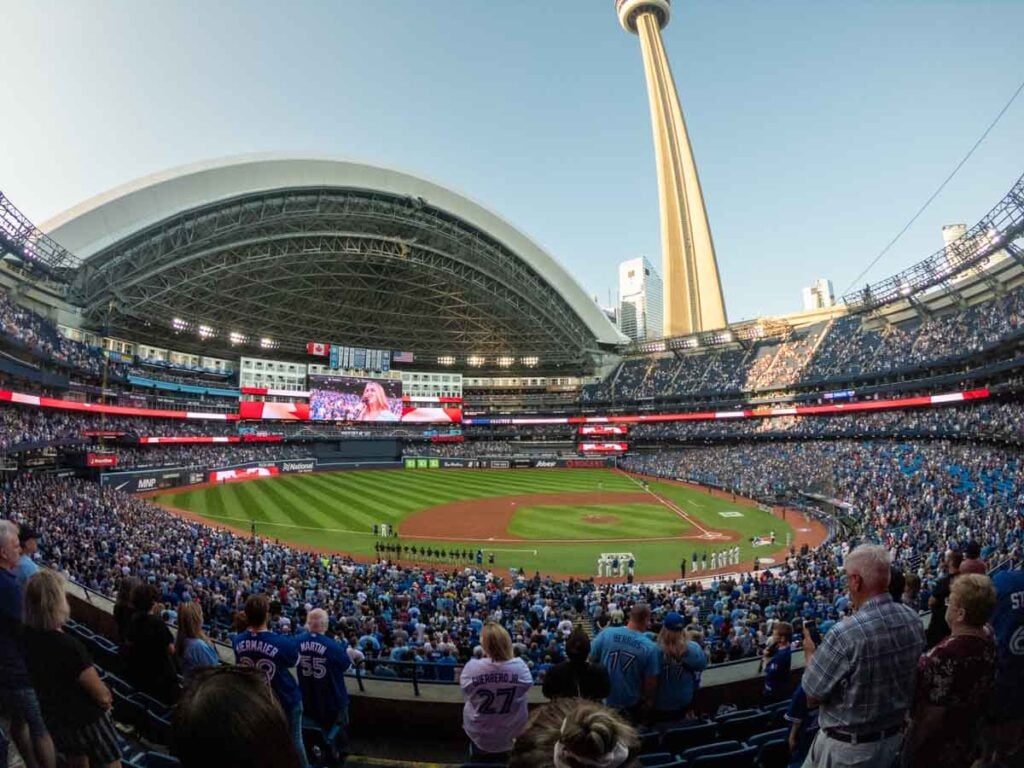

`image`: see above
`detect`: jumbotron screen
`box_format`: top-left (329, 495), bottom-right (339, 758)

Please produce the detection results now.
top-left (309, 375), bottom-right (403, 422)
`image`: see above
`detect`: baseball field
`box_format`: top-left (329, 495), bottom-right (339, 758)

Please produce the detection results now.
top-left (155, 468), bottom-right (816, 580)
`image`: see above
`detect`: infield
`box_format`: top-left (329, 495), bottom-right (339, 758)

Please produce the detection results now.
top-left (154, 468), bottom-right (816, 580)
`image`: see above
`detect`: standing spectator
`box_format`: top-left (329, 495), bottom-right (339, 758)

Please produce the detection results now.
top-left (15, 525), bottom-right (40, 589)
top-left (508, 698), bottom-right (640, 768)
top-left (542, 626), bottom-right (611, 702)
top-left (902, 574), bottom-right (997, 768)
top-left (22, 570), bottom-right (122, 768)
top-left (651, 612), bottom-right (707, 722)
top-left (123, 583), bottom-right (179, 705)
top-left (784, 684), bottom-right (819, 768)
top-left (232, 594), bottom-right (308, 768)
top-left (0, 520), bottom-right (56, 768)
top-left (762, 621), bottom-right (793, 704)
top-left (958, 541), bottom-right (988, 575)
top-left (112, 577), bottom-right (141, 644)
top-left (800, 545), bottom-right (925, 768)
top-left (174, 603), bottom-right (220, 685)
top-left (460, 622), bottom-right (533, 760)
top-left (171, 667), bottom-right (300, 768)
top-left (926, 550), bottom-right (962, 648)
top-left (982, 566), bottom-right (1024, 766)
top-left (589, 604), bottom-right (661, 722)
top-left (295, 608), bottom-right (351, 764)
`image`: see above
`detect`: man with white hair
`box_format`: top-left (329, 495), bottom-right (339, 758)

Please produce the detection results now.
top-left (296, 608), bottom-right (351, 763)
top-left (801, 544), bottom-right (925, 767)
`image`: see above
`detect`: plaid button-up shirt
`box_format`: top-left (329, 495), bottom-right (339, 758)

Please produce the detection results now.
top-left (802, 593), bottom-right (926, 732)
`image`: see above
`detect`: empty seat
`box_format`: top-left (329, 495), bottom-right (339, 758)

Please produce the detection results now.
top-left (752, 738), bottom-right (789, 768)
top-left (688, 744), bottom-right (757, 768)
top-left (638, 729), bottom-right (662, 754)
top-left (131, 752), bottom-right (181, 768)
top-left (717, 712), bottom-right (772, 743)
top-left (662, 721), bottom-right (719, 754)
top-left (744, 728), bottom-right (789, 748)
top-left (638, 753), bottom-right (682, 768)
top-left (761, 700), bottom-right (790, 724)
top-left (680, 740), bottom-right (744, 762)
top-left (112, 689), bottom-right (147, 732)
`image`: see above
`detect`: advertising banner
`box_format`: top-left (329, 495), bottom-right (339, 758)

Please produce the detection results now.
top-left (578, 442), bottom-right (629, 453)
top-left (210, 466), bottom-right (280, 484)
top-left (86, 453), bottom-right (118, 468)
top-left (578, 425), bottom-right (629, 436)
top-left (101, 468), bottom-right (185, 493)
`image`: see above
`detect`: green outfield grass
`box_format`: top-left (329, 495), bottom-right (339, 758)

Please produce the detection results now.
top-left (155, 468), bottom-right (792, 578)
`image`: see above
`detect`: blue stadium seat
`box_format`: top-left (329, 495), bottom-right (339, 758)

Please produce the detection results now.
top-left (638, 729), bottom-right (662, 754)
top-left (751, 738), bottom-right (789, 768)
top-left (744, 728), bottom-right (788, 749)
top-left (714, 709), bottom-right (761, 723)
top-left (761, 700), bottom-right (790, 725)
top-left (716, 712), bottom-right (772, 743)
top-left (688, 744), bottom-right (757, 768)
top-left (638, 753), bottom-right (682, 768)
top-left (662, 721), bottom-right (719, 754)
top-left (130, 752), bottom-right (181, 768)
top-left (112, 689), bottom-right (147, 732)
top-left (680, 740), bottom-right (744, 762)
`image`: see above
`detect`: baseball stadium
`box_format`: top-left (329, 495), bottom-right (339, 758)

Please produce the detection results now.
top-left (1, 3), bottom-right (1023, 768)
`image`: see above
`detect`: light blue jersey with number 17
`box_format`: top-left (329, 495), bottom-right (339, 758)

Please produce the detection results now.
top-left (590, 626), bottom-right (661, 709)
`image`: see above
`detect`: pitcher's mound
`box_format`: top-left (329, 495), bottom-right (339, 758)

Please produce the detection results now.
top-left (582, 514), bottom-right (619, 525)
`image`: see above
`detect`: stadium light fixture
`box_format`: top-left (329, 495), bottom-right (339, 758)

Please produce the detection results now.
top-left (229, 331), bottom-right (246, 345)
top-left (467, 355), bottom-right (485, 367)
top-left (437, 355), bottom-right (456, 366)
top-left (198, 325), bottom-right (215, 340)
top-left (521, 356), bottom-right (539, 367)
top-left (497, 355), bottom-right (514, 367)
top-left (260, 337), bottom-right (276, 349)
top-left (172, 317), bottom-right (188, 331)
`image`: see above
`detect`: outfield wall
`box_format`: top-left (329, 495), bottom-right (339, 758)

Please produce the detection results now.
top-left (100, 457), bottom-right (403, 493)
top-left (403, 456), bottom-right (614, 469)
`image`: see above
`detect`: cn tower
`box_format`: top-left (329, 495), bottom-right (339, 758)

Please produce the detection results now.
top-left (617, 0), bottom-right (727, 336)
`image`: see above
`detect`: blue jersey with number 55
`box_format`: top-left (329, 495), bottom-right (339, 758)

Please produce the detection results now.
top-left (590, 626), bottom-right (661, 709)
top-left (295, 631), bottom-right (351, 726)
top-left (232, 629), bottom-right (301, 709)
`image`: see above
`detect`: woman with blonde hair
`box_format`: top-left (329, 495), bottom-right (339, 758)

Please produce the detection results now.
top-left (509, 698), bottom-right (640, 768)
top-left (175, 602), bottom-right (220, 684)
top-left (355, 381), bottom-right (398, 422)
top-left (23, 570), bottom-right (122, 767)
top-left (651, 612), bottom-right (707, 722)
top-left (460, 622), bottom-right (534, 760)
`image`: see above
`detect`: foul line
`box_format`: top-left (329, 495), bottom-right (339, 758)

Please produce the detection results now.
top-left (618, 470), bottom-right (719, 539)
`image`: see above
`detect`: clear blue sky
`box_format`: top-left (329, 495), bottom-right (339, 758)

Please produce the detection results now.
top-left (1, 0), bottom-right (1021, 321)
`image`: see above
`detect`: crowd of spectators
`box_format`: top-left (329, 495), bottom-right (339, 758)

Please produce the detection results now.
top-left (0, 288), bottom-right (119, 378)
top-left (109, 443), bottom-right (312, 470)
top-left (623, 440), bottom-right (1024, 575)
top-left (582, 283), bottom-right (1024, 405)
top-left (0, 405), bottom-right (239, 453)
top-left (128, 365), bottom-right (238, 389)
top-left (626, 401), bottom-right (1024, 444)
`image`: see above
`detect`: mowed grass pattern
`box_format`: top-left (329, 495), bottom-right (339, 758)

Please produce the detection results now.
top-left (157, 469), bottom-right (794, 578)
top-left (507, 503), bottom-right (689, 540)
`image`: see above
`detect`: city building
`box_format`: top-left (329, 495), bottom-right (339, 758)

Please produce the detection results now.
top-left (618, 257), bottom-right (664, 341)
top-left (801, 279), bottom-right (835, 312)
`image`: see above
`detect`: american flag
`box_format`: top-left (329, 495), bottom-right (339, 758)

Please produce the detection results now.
top-left (392, 350), bottom-right (414, 363)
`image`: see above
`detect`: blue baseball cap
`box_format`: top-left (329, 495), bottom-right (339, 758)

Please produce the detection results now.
top-left (663, 612), bottom-right (685, 631)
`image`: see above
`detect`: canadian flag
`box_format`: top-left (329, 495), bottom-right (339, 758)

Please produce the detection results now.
top-left (306, 342), bottom-right (329, 356)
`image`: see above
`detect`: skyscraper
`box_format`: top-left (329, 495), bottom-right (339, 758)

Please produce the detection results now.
top-left (801, 279), bottom-right (835, 312)
top-left (618, 257), bottom-right (664, 341)
top-left (616, 0), bottom-right (727, 336)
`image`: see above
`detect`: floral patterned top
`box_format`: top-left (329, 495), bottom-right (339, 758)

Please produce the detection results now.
top-left (911, 632), bottom-right (996, 768)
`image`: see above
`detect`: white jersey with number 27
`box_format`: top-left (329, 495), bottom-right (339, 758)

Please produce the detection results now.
top-left (460, 656), bottom-right (534, 753)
